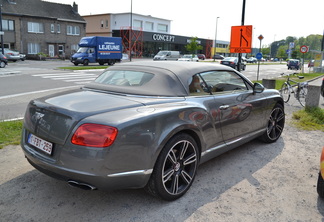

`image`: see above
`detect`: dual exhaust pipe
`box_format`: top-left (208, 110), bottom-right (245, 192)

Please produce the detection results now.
top-left (67, 180), bottom-right (97, 191)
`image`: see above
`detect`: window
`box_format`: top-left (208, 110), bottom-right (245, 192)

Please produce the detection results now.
top-left (144, 22), bottom-right (153, 31)
top-left (71, 44), bottom-right (78, 53)
top-left (105, 20), bottom-right (109, 28)
top-left (28, 22), bottom-right (44, 33)
top-left (199, 71), bottom-right (249, 94)
top-left (95, 70), bottom-right (154, 86)
top-left (50, 24), bottom-right (54, 33)
top-left (67, 25), bottom-right (80, 35)
top-left (2, 19), bottom-right (14, 31)
top-left (133, 20), bottom-right (143, 29)
top-left (100, 20), bottom-right (104, 28)
top-left (157, 24), bottom-right (168, 32)
top-left (57, 24), bottom-right (61, 33)
top-left (28, 43), bottom-right (40, 54)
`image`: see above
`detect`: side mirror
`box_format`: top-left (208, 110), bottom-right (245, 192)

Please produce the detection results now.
top-left (253, 82), bottom-right (265, 94)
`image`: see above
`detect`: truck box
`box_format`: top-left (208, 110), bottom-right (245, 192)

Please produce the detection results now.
top-left (71, 36), bottom-right (122, 66)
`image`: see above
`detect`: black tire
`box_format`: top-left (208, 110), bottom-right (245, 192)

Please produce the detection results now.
top-left (83, 60), bottom-right (89, 66)
top-left (297, 85), bottom-right (307, 107)
top-left (280, 83), bottom-right (290, 103)
top-left (317, 172), bottom-right (324, 198)
top-left (146, 133), bottom-right (199, 201)
top-left (99, 62), bottom-right (104, 65)
top-left (259, 103), bottom-right (285, 143)
top-left (73, 62), bottom-right (79, 66)
top-left (0, 61), bottom-right (6, 68)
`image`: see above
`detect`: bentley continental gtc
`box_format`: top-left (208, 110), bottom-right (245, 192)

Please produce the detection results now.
top-left (21, 61), bottom-right (285, 201)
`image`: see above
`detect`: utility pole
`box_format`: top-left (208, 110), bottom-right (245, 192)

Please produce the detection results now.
top-left (237, 0), bottom-right (246, 72)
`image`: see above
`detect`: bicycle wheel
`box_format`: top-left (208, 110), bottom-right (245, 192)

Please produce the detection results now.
top-left (280, 82), bottom-right (290, 103)
top-left (297, 84), bottom-right (308, 107)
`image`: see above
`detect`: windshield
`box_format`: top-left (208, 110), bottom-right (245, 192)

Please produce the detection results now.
top-left (76, 47), bottom-right (88, 53)
top-left (157, 51), bottom-right (168, 56)
top-left (95, 70), bottom-right (154, 86)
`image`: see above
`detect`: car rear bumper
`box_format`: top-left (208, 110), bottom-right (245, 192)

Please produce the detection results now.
top-left (22, 144), bottom-right (152, 190)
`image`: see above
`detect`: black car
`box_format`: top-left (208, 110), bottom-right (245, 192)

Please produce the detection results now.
top-left (0, 53), bottom-right (8, 68)
top-left (287, 59), bottom-right (301, 70)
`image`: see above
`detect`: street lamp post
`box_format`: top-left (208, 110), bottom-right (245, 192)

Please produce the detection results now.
top-left (213, 16), bottom-right (219, 61)
top-left (0, 4), bottom-right (4, 54)
top-left (129, 0), bottom-right (132, 61)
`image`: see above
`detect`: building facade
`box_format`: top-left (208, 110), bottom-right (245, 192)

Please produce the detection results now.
top-left (1, 0), bottom-right (86, 59)
top-left (82, 12), bottom-right (224, 58)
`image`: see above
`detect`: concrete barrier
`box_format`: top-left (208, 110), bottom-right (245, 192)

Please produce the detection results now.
top-left (305, 85), bottom-right (321, 108)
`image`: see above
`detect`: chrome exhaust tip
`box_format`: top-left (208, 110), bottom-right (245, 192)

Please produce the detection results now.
top-left (67, 180), bottom-right (97, 191)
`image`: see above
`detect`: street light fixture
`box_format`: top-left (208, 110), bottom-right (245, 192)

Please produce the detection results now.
top-left (213, 16), bottom-right (219, 61)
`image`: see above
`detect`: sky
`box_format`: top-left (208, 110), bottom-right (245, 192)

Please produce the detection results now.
top-left (46, 0), bottom-right (324, 47)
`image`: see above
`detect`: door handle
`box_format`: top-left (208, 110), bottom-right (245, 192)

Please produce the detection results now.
top-left (219, 105), bottom-right (229, 110)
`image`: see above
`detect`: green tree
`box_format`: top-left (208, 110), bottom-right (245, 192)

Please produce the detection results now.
top-left (185, 37), bottom-right (203, 54)
top-left (277, 45), bottom-right (288, 60)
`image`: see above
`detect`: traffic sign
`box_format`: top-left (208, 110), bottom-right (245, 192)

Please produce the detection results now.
top-left (300, 45), bottom-right (309, 53)
top-left (256, 52), bottom-right (262, 60)
top-left (230, 25), bottom-right (253, 53)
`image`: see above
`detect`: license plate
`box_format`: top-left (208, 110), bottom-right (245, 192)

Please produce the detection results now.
top-left (28, 134), bottom-right (53, 155)
top-left (223, 62), bottom-right (229, 64)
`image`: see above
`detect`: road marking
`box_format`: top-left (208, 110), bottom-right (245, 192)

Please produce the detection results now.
top-left (32, 72), bottom-right (100, 84)
top-left (0, 86), bottom-right (78, 100)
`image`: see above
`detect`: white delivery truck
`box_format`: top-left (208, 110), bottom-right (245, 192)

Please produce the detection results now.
top-left (153, 51), bottom-right (180, 61)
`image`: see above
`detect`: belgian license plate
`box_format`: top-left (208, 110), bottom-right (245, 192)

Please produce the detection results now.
top-left (28, 134), bottom-right (53, 155)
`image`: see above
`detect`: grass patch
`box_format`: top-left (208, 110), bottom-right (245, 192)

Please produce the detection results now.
top-left (0, 120), bottom-right (23, 149)
top-left (58, 66), bottom-right (108, 70)
top-left (292, 107), bottom-right (324, 131)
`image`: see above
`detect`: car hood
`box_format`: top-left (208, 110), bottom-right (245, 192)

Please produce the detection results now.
top-left (23, 88), bottom-right (184, 145)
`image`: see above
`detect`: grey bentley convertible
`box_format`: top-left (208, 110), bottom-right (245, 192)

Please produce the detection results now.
top-left (21, 61), bottom-right (285, 200)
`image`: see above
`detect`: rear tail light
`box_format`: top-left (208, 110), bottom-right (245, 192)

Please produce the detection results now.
top-left (71, 123), bottom-right (118, 147)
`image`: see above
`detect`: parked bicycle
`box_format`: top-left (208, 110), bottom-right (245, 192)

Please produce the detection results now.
top-left (280, 73), bottom-right (308, 107)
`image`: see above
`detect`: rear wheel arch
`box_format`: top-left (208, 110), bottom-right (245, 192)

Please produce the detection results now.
top-left (155, 129), bottom-right (202, 163)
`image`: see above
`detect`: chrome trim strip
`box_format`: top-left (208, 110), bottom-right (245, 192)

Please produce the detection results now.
top-left (201, 129), bottom-right (265, 157)
top-left (107, 169), bottom-right (153, 177)
top-left (201, 143), bottom-right (227, 157)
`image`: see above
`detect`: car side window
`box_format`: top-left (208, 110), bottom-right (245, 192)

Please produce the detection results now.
top-left (199, 71), bottom-right (250, 94)
top-left (188, 74), bottom-right (211, 96)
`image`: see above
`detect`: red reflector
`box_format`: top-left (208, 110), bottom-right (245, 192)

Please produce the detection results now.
top-left (71, 123), bottom-right (118, 147)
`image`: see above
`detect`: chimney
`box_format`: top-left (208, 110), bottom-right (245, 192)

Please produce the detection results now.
top-left (72, 2), bottom-right (78, 13)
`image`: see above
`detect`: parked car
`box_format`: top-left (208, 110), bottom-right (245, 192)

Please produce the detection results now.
top-left (321, 77), bottom-right (324, 97)
top-left (21, 61), bottom-right (285, 201)
top-left (317, 147), bottom-right (324, 197)
top-left (0, 53), bottom-right (8, 68)
top-left (3, 48), bottom-right (21, 62)
top-left (212, 54), bottom-right (224, 60)
top-left (308, 60), bottom-right (314, 68)
top-left (220, 57), bottom-right (246, 70)
top-left (246, 57), bottom-right (257, 63)
top-left (178, 54), bottom-right (199, 62)
top-left (287, 59), bottom-right (301, 70)
top-left (197, 54), bottom-right (206, 60)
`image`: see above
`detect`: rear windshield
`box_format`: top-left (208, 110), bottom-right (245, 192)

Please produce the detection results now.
top-left (95, 70), bottom-right (154, 86)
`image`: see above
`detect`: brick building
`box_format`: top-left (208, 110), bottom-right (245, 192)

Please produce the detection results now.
top-left (1, 0), bottom-right (86, 59)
